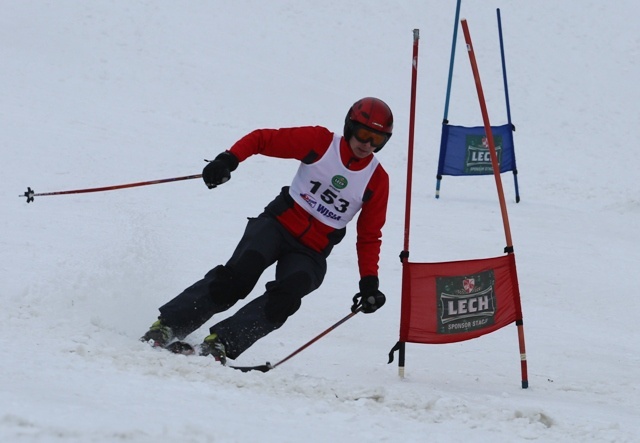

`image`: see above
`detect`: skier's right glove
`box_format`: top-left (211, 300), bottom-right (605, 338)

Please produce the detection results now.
top-left (202, 151), bottom-right (239, 189)
top-left (351, 276), bottom-right (386, 314)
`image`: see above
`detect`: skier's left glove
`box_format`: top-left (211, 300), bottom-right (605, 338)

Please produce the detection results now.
top-left (202, 151), bottom-right (239, 189)
top-left (351, 276), bottom-right (386, 314)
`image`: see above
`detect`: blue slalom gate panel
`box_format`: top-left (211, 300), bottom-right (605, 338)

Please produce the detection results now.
top-left (437, 123), bottom-right (516, 177)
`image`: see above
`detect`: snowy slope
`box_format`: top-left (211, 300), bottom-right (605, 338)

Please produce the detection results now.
top-left (2, 1), bottom-right (639, 442)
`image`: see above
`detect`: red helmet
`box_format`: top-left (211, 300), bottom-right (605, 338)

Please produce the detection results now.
top-left (344, 97), bottom-right (393, 152)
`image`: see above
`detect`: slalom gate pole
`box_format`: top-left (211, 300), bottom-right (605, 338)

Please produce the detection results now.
top-left (460, 19), bottom-right (513, 249)
top-left (396, 29), bottom-right (420, 379)
top-left (461, 19), bottom-right (529, 388)
top-left (435, 0), bottom-right (463, 198)
top-left (230, 308), bottom-right (363, 373)
top-left (19, 174), bottom-right (203, 203)
top-left (497, 8), bottom-right (521, 203)
top-left (497, 9), bottom-right (513, 129)
top-left (403, 30), bottom-right (419, 259)
top-left (442, 0), bottom-right (462, 122)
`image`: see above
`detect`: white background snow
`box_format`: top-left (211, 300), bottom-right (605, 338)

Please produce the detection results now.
top-left (2, 1), bottom-right (639, 442)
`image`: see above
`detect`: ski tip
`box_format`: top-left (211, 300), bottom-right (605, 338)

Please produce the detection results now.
top-left (230, 363), bottom-right (273, 373)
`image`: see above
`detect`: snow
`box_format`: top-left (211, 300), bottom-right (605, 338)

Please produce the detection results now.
top-left (2, 1), bottom-right (639, 442)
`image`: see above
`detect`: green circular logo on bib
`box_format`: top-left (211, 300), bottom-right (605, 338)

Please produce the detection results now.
top-left (332, 175), bottom-right (348, 190)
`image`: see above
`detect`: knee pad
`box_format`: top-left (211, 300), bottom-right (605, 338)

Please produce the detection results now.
top-left (206, 265), bottom-right (236, 307)
top-left (227, 250), bottom-right (266, 296)
top-left (207, 250), bottom-right (266, 307)
top-left (264, 271), bottom-right (312, 323)
top-left (265, 292), bottom-right (302, 324)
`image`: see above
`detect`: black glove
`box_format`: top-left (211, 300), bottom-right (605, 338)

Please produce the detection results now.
top-left (202, 151), bottom-right (239, 189)
top-left (351, 276), bottom-right (386, 314)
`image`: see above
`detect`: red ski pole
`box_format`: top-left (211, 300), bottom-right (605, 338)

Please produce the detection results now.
top-left (19, 174), bottom-right (202, 203)
top-left (230, 308), bottom-right (363, 373)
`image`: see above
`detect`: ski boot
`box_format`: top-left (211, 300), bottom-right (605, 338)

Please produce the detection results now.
top-left (140, 319), bottom-right (175, 348)
top-left (199, 333), bottom-right (227, 365)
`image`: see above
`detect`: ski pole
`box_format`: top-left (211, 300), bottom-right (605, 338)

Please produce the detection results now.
top-left (230, 307), bottom-right (363, 373)
top-left (19, 174), bottom-right (202, 203)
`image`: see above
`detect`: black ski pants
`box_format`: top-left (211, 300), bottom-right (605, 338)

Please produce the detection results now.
top-left (158, 215), bottom-right (327, 359)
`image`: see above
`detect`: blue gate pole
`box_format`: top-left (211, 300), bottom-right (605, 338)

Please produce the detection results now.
top-left (443, 0), bottom-right (462, 121)
top-left (436, 0), bottom-right (463, 198)
top-left (497, 8), bottom-right (520, 202)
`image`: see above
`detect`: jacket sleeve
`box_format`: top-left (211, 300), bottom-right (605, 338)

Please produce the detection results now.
top-left (227, 126), bottom-right (334, 162)
top-left (355, 164), bottom-right (389, 278)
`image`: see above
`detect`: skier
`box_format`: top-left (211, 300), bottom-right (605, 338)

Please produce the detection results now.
top-left (141, 97), bottom-right (392, 365)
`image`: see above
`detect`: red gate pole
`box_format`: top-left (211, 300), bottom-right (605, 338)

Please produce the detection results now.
top-left (398, 28), bottom-right (420, 379)
top-left (403, 29), bottom-right (420, 258)
top-left (460, 19), bottom-right (512, 249)
top-left (460, 19), bottom-right (528, 388)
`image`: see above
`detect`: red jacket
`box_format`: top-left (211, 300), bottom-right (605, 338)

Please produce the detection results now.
top-left (228, 126), bottom-right (389, 278)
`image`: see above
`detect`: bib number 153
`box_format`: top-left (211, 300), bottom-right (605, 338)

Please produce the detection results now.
top-left (309, 180), bottom-right (349, 213)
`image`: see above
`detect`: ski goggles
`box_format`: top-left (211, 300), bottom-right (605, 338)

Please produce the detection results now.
top-left (352, 124), bottom-right (390, 148)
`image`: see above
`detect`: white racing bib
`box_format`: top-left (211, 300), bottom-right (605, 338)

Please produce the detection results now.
top-left (289, 135), bottom-right (379, 229)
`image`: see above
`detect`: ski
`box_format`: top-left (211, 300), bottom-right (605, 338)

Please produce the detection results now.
top-left (153, 340), bottom-right (257, 371)
top-left (161, 340), bottom-right (273, 372)
top-left (143, 309), bottom-right (360, 373)
top-left (228, 362), bottom-right (273, 373)
top-left (164, 340), bottom-right (197, 355)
